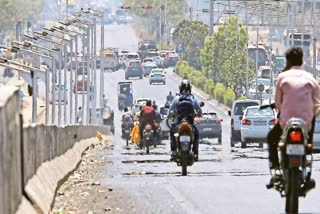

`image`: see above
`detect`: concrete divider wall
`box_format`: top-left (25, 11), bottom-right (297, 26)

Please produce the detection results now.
top-left (0, 86), bottom-right (110, 214)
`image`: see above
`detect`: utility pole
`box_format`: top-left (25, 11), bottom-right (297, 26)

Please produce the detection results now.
top-left (313, 37), bottom-right (317, 78)
top-left (190, 7), bottom-right (193, 21)
top-left (245, 0), bottom-right (249, 97)
top-left (209, 0), bottom-right (214, 35)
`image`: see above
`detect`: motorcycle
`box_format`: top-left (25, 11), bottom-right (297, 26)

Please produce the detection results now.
top-left (262, 104), bottom-right (315, 214)
top-left (168, 101), bottom-right (204, 176)
top-left (154, 122), bottom-right (162, 146)
top-left (139, 124), bottom-right (155, 154)
top-left (122, 122), bottom-right (132, 146)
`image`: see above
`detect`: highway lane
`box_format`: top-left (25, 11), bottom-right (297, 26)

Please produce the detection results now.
top-left (55, 23), bottom-right (320, 213)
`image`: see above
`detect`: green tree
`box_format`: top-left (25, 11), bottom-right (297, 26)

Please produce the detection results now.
top-left (0, 0), bottom-right (42, 33)
top-left (173, 19), bottom-right (208, 69)
top-left (123, 0), bottom-right (187, 41)
top-left (201, 16), bottom-right (255, 95)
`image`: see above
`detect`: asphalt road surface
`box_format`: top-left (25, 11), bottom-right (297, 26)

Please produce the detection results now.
top-left (54, 23), bottom-right (320, 214)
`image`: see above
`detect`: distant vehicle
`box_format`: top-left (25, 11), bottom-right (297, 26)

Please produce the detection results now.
top-left (283, 29), bottom-right (311, 47)
top-left (248, 44), bottom-right (268, 67)
top-left (142, 57), bottom-right (154, 64)
top-left (274, 55), bottom-right (286, 73)
top-left (125, 60), bottom-right (143, 79)
top-left (158, 51), bottom-right (166, 68)
top-left (149, 68), bottom-right (166, 85)
top-left (240, 105), bottom-right (277, 148)
top-left (195, 112), bottom-right (223, 143)
top-left (101, 48), bottom-right (119, 72)
top-left (101, 105), bottom-right (115, 134)
top-left (118, 53), bottom-right (127, 69)
top-left (258, 65), bottom-right (272, 79)
top-left (50, 84), bottom-right (68, 104)
top-left (116, 16), bottom-right (128, 24)
top-left (159, 105), bottom-right (170, 139)
top-left (228, 99), bottom-right (260, 147)
top-left (131, 98), bottom-right (149, 115)
top-left (73, 75), bottom-right (88, 93)
top-left (164, 51), bottom-right (180, 67)
top-left (117, 81), bottom-right (133, 111)
top-left (142, 62), bottom-right (157, 76)
top-left (138, 40), bottom-right (157, 59)
top-left (147, 51), bottom-right (161, 66)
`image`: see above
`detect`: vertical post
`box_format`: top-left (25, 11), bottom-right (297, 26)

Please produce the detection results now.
top-left (51, 55), bottom-right (56, 124)
top-left (32, 70), bottom-right (37, 123)
top-left (313, 37), bottom-right (317, 78)
top-left (45, 65), bottom-right (49, 125)
top-left (81, 34), bottom-right (85, 124)
top-left (63, 44), bottom-right (67, 125)
top-left (93, 19), bottom-right (97, 124)
top-left (189, 7), bottom-right (193, 21)
top-left (100, 12), bottom-right (104, 108)
top-left (255, 22), bottom-right (259, 99)
top-left (69, 38), bottom-right (73, 124)
top-left (160, 0), bottom-right (162, 48)
top-left (74, 34), bottom-right (78, 124)
top-left (245, 0), bottom-right (249, 97)
top-left (58, 50), bottom-right (62, 126)
top-left (209, 0), bottom-right (214, 35)
top-left (301, 0), bottom-right (305, 49)
top-left (291, 1), bottom-right (295, 46)
top-left (236, 17), bottom-right (239, 52)
top-left (86, 27), bottom-right (91, 124)
top-left (66, 0), bottom-right (69, 19)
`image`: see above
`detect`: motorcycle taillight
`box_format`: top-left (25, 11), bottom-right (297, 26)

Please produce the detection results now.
top-left (124, 124), bottom-right (129, 129)
top-left (289, 131), bottom-right (302, 142)
top-left (179, 123), bottom-right (191, 132)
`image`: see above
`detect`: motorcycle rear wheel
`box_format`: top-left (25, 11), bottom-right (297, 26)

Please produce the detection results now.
top-left (146, 140), bottom-right (150, 154)
top-left (181, 153), bottom-right (187, 176)
top-left (285, 168), bottom-right (299, 214)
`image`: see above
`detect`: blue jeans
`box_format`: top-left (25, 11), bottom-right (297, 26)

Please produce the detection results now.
top-left (170, 122), bottom-right (199, 154)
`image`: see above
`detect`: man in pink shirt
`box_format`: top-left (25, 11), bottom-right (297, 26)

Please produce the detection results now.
top-left (267, 47), bottom-right (320, 170)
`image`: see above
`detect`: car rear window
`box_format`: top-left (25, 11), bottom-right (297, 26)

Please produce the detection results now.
top-left (234, 102), bottom-right (259, 115)
top-left (246, 107), bottom-right (274, 116)
top-left (148, 52), bottom-right (158, 57)
top-left (202, 113), bottom-right (217, 119)
top-left (129, 61), bottom-right (141, 66)
top-left (127, 54), bottom-right (139, 59)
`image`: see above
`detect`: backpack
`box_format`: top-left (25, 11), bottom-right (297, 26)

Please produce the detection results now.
top-left (177, 94), bottom-right (194, 123)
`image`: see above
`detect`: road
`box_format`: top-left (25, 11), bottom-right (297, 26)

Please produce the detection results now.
top-left (53, 23), bottom-right (320, 214)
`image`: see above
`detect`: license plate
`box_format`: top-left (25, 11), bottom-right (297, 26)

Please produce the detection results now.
top-left (286, 144), bottom-right (305, 155)
top-left (125, 130), bottom-right (130, 133)
top-left (203, 128), bottom-right (212, 131)
top-left (254, 121), bottom-right (266, 126)
top-left (179, 135), bottom-right (191, 142)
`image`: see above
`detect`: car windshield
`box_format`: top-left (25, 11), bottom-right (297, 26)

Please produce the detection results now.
top-left (234, 102), bottom-right (259, 115)
top-left (246, 107), bottom-right (274, 117)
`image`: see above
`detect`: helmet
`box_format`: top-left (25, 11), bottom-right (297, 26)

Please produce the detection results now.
top-left (179, 79), bottom-right (191, 94)
top-left (124, 107), bottom-right (128, 112)
top-left (146, 100), bottom-right (152, 106)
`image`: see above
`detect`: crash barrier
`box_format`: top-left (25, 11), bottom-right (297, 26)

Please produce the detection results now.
top-left (0, 86), bottom-right (109, 214)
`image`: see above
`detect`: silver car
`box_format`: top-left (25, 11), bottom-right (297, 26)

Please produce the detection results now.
top-left (149, 68), bottom-right (166, 85)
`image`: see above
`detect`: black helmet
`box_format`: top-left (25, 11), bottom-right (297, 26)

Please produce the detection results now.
top-left (179, 79), bottom-right (191, 94)
top-left (146, 100), bottom-right (152, 106)
top-left (124, 107), bottom-right (128, 112)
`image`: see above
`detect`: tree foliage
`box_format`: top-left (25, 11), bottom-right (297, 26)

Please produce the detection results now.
top-left (201, 16), bottom-right (255, 93)
top-left (172, 20), bottom-right (208, 69)
top-left (0, 0), bottom-right (42, 33)
top-left (123, 0), bottom-right (187, 40)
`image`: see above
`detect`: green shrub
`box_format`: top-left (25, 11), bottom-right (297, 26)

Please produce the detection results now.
top-left (223, 88), bottom-right (236, 108)
top-left (204, 79), bottom-right (214, 95)
top-left (176, 60), bottom-right (190, 76)
top-left (214, 83), bottom-right (226, 103)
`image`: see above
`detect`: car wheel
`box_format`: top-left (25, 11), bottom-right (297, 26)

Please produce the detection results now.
top-left (140, 75), bottom-right (143, 79)
top-left (163, 81), bottom-right (166, 85)
top-left (259, 142), bottom-right (264, 148)
top-left (241, 137), bottom-right (247, 148)
top-left (218, 135), bottom-right (222, 144)
top-left (149, 82), bottom-right (152, 85)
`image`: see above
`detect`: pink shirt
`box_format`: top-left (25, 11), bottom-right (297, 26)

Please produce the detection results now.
top-left (275, 66), bottom-right (320, 130)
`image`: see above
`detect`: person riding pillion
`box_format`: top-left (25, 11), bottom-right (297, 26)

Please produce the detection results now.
top-left (167, 79), bottom-right (202, 161)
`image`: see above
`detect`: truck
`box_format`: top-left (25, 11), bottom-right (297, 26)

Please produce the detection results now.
top-left (99, 47), bottom-right (119, 72)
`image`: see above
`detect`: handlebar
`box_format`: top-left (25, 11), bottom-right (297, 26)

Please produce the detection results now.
top-left (260, 103), bottom-right (276, 109)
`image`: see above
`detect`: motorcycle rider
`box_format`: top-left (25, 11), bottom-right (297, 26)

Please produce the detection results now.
top-left (267, 47), bottom-right (320, 185)
top-left (139, 100), bottom-right (157, 139)
top-left (166, 91), bottom-right (174, 104)
top-left (168, 79), bottom-right (202, 161)
top-left (121, 107), bottom-right (133, 138)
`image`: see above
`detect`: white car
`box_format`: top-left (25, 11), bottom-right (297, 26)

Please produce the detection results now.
top-left (228, 99), bottom-right (260, 147)
top-left (126, 52), bottom-right (140, 66)
top-left (131, 98), bottom-right (149, 115)
top-left (240, 105), bottom-right (277, 148)
top-left (149, 68), bottom-right (166, 85)
top-left (313, 117), bottom-right (320, 152)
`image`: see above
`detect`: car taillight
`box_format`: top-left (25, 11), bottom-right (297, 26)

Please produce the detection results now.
top-left (289, 131), bottom-right (302, 142)
top-left (268, 119), bottom-right (278, 125)
top-left (241, 119), bottom-right (252, 125)
top-left (215, 118), bottom-right (222, 123)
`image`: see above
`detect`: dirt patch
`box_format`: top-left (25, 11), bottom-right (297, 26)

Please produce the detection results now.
top-left (52, 138), bottom-right (138, 214)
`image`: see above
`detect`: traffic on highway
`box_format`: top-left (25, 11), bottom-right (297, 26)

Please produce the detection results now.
top-left (1, 0), bottom-right (320, 214)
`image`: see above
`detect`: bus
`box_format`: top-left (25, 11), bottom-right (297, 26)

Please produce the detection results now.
top-left (248, 44), bottom-right (268, 67)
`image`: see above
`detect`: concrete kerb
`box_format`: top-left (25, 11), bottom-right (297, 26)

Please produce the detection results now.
top-left (171, 72), bottom-right (231, 115)
top-left (16, 137), bottom-right (101, 213)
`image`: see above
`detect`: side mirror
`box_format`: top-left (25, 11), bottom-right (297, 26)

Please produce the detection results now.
top-left (239, 116), bottom-right (243, 120)
top-left (199, 102), bottom-right (204, 107)
top-left (228, 111), bottom-right (231, 117)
